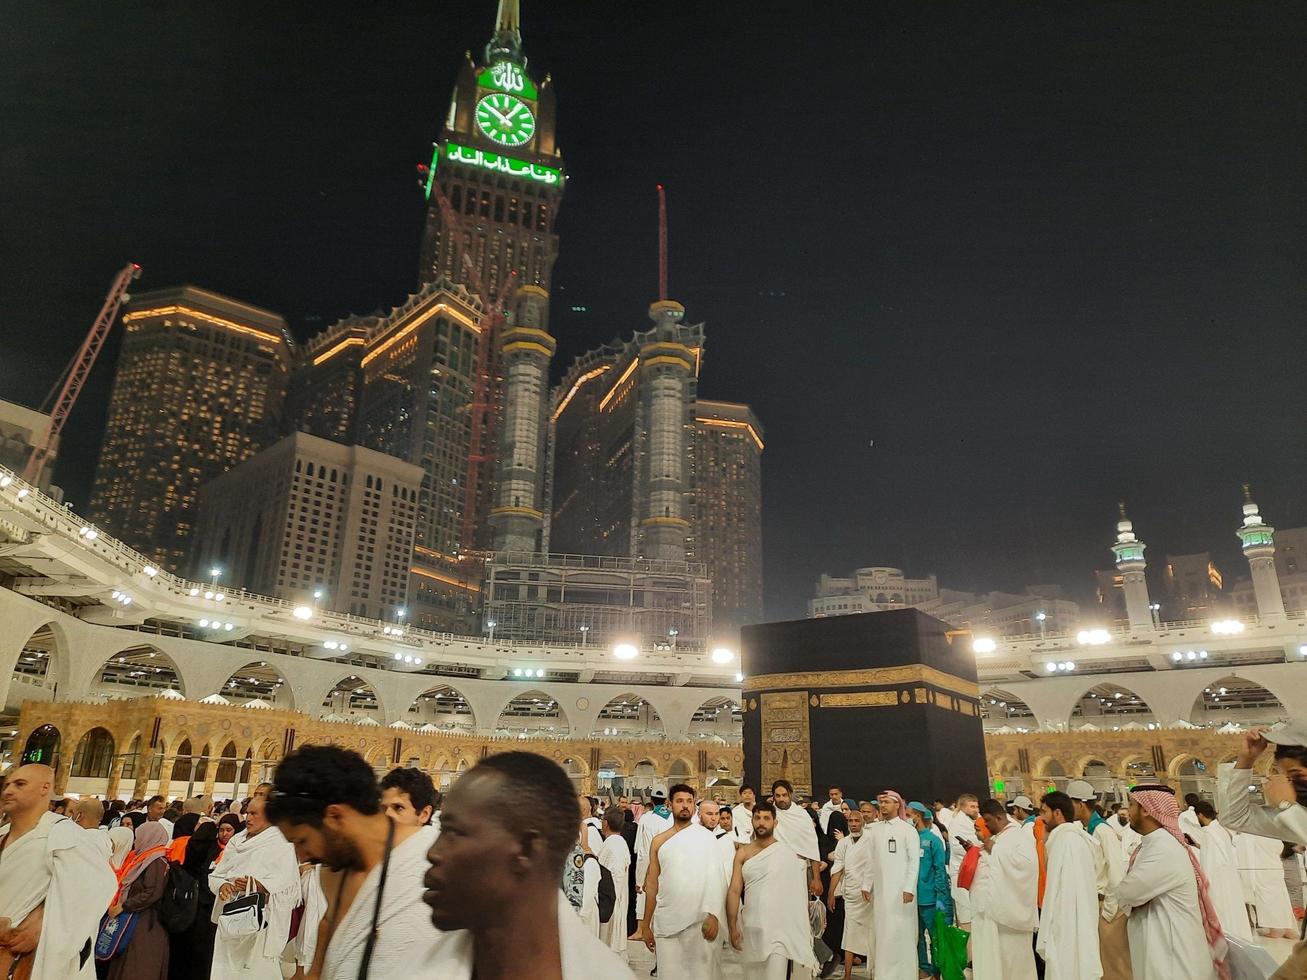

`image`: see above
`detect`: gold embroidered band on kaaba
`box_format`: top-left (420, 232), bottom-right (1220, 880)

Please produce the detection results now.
top-left (742, 664), bottom-right (980, 701)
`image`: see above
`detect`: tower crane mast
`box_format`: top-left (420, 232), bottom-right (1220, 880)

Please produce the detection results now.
top-left (23, 263), bottom-right (142, 484)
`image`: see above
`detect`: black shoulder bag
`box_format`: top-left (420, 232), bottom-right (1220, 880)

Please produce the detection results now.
top-left (357, 817), bottom-right (396, 980)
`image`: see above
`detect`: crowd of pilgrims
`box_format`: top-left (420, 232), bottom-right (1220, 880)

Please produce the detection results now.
top-left (0, 727), bottom-right (1304, 980)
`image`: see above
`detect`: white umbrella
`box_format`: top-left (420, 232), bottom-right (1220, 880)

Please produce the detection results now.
top-left (241, 699), bottom-right (273, 710)
top-left (199, 694), bottom-right (231, 705)
top-left (388, 720), bottom-right (413, 730)
top-left (355, 716), bottom-right (381, 727)
top-left (1076, 723), bottom-right (1100, 732)
top-left (321, 713), bottom-right (348, 723)
top-left (154, 688), bottom-right (185, 701)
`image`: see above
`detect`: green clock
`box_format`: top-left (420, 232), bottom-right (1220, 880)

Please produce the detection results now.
top-left (476, 93), bottom-right (535, 148)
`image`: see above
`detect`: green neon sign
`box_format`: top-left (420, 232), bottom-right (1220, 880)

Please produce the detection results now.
top-left (993, 778), bottom-right (1006, 794)
top-left (440, 142), bottom-right (562, 187)
top-left (477, 61), bottom-right (538, 101)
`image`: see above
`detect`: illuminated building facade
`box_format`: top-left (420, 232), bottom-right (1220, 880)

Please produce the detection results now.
top-left (193, 432), bottom-right (422, 620)
top-left (285, 315), bottom-right (374, 445)
top-left (692, 401), bottom-right (764, 634)
top-left (1163, 551), bottom-right (1225, 619)
top-left (89, 286), bottom-right (293, 571)
top-left (547, 302), bottom-right (704, 562)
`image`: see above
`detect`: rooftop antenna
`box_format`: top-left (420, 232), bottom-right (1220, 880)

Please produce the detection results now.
top-left (657, 183), bottom-right (668, 301)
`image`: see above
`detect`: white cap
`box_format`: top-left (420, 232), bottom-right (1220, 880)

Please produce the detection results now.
top-left (1010, 795), bottom-right (1034, 810)
top-left (1066, 779), bottom-right (1097, 802)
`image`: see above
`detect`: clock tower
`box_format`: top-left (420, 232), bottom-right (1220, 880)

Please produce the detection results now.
top-left (418, 0), bottom-right (564, 304)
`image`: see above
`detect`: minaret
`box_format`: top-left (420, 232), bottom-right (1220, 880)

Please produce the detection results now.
top-left (1111, 504), bottom-right (1154, 630)
top-left (489, 285), bottom-right (554, 554)
top-left (639, 300), bottom-right (695, 563)
top-left (1237, 485), bottom-right (1286, 619)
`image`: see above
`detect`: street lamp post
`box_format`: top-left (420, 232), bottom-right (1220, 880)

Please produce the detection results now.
top-left (1034, 610), bottom-right (1047, 639)
top-left (579, 625), bottom-right (590, 647)
top-left (1149, 602), bottom-right (1162, 628)
top-left (668, 628), bottom-right (679, 650)
top-left (487, 619), bottom-right (497, 642)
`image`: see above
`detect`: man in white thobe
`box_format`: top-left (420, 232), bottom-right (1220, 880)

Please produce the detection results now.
top-left (639, 786), bottom-right (724, 979)
top-left (771, 780), bottom-right (822, 898)
top-left (1192, 801), bottom-right (1252, 943)
top-left (710, 808), bottom-right (745, 980)
top-left (1235, 829), bottom-right (1297, 937)
top-left (1066, 780), bottom-right (1131, 980)
top-left (727, 803), bottom-right (818, 980)
top-left (819, 786), bottom-right (846, 836)
top-left (829, 807), bottom-right (872, 980)
top-left (859, 791), bottom-right (920, 980)
top-left (945, 794), bottom-right (981, 928)
top-left (634, 790), bottom-right (672, 920)
top-left (1113, 785), bottom-right (1225, 980)
top-left (969, 798), bottom-right (1039, 980)
top-left (598, 808), bottom-right (632, 961)
top-left (210, 797), bottom-right (300, 979)
top-left (0, 765), bottom-right (116, 980)
top-left (731, 786), bottom-right (756, 844)
top-left (1036, 791), bottom-right (1103, 980)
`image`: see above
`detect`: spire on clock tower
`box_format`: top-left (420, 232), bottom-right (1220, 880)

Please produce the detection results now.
top-left (487, 0), bottom-right (524, 65)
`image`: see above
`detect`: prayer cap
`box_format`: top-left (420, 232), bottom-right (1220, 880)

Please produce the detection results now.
top-left (1263, 723), bottom-right (1307, 747)
top-left (1065, 780), bottom-right (1097, 802)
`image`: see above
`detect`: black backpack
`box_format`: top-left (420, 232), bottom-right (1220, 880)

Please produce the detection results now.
top-left (584, 854), bottom-right (617, 923)
top-left (158, 861), bottom-right (199, 933)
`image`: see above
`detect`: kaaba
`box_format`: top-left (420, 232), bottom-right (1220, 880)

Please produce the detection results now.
top-left (741, 608), bottom-right (988, 806)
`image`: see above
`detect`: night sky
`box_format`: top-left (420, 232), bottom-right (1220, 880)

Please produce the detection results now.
top-left (2, 2), bottom-right (1305, 621)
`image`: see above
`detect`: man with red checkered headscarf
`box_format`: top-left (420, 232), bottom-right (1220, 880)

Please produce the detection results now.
top-left (1114, 785), bottom-right (1228, 980)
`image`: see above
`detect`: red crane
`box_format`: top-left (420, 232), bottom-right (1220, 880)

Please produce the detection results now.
top-left (23, 263), bottom-right (142, 483)
top-left (424, 177), bottom-right (520, 553)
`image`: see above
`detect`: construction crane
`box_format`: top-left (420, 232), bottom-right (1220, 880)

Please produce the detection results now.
top-left (23, 263), bottom-right (142, 484)
top-left (422, 174), bottom-right (520, 553)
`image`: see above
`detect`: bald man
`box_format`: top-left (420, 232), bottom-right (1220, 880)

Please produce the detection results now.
top-left (70, 799), bottom-right (104, 831)
top-left (0, 765), bottom-right (116, 980)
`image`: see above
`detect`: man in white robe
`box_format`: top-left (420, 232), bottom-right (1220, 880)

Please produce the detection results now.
top-left (859, 791), bottom-right (920, 980)
top-left (727, 802), bottom-right (818, 980)
top-left (771, 779), bottom-right (822, 897)
top-left (1036, 791), bottom-right (1103, 980)
top-left (210, 796), bottom-right (300, 979)
top-left (0, 764), bottom-right (115, 980)
top-left (1113, 785), bottom-right (1226, 980)
top-left (598, 808), bottom-right (632, 961)
top-left (731, 785), bottom-right (756, 844)
top-left (969, 798), bottom-right (1039, 980)
top-left (711, 817), bottom-right (744, 980)
top-left (634, 789), bottom-right (672, 921)
top-left (1192, 801), bottom-right (1253, 943)
top-left (829, 807), bottom-right (872, 980)
top-left (819, 786), bottom-right (846, 836)
top-left (1066, 780), bottom-right (1131, 980)
top-left (945, 794), bottom-right (981, 928)
top-left (639, 785), bottom-right (724, 979)
top-left (266, 744), bottom-right (449, 979)
top-left (1234, 830), bottom-right (1297, 937)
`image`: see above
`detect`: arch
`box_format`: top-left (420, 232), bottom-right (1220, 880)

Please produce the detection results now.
top-left (93, 644), bottom-right (185, 698)
top-left (218, 661), bottom-right (294, 709)
top-left (194, 742), bottom-right (212, 784)
top-left (363, 745), bottom-right (391, 771)
top-left (120, 733), bottom-right (143, 785)
top-left (667, 758), bottom-right (694, 780)
top-left (1189, 675), bottom-right (1285, 727)
top-left (407, 683), bottom-right (476, 732)
top-left (1069, 682), bottom-right (1155, 726)
top-left (1031, 756), bottom-right (1068, 780)
top-left (591, 692), bottom-right (662, 737)
top-left (559, 755), bottom-right (590, 778)
top-left (171, 738), bottom-right (195, 782)
top-left (22, 724), bottom-right (61, 768)
top-left (496, 690), bottom-right (570, 737)
top-left (1116, 754), bottom-right (1157, 782)
top-left (70, 726), bottom-right (115, 779)
top-left (1075, 756), bottom-right (1111, 777)
top-left (318, 674), bottom-right (384, 721)
top-left (688, 696), bottom-right (741, 738)
top-left (215, 741), bottom-right (239, 784)
top-left (981, 688), bottom-right (1034, 726)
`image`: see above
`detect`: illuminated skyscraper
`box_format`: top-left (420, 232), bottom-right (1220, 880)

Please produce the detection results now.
top-left (89, 286), bottom-right (293, 571)
top-left (417, 1), bottom-right (564, 554)
top-left (693, 400), bottom-right (764, 634)
top-left (417, 0), bottom-right (564, 299)
top-left (285, 315), bottom-right (374, 445)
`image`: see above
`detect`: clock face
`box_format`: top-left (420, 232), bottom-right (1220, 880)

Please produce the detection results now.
top-left (476, 93), bottom-right (536, 147)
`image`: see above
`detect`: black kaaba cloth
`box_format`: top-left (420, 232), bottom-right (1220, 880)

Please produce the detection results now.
top-left (740, 609), bottom-right (988, 806)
